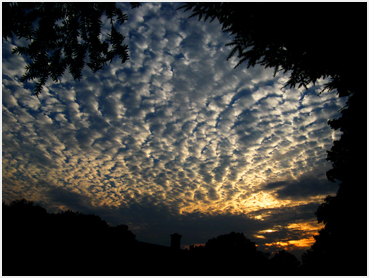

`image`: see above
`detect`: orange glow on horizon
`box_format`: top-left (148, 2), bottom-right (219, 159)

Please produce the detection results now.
top-left (288, 237), bottom-right (316, 248)
top-left (264, 236), bottom-right (316, 250)
top-left (184, 243), bottom-right (205, 250)
top-left (257, 220), bottom-right (324, 252)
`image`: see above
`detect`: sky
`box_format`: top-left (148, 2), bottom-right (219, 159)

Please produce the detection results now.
top-left (2, 2), bottom-right (347, 259)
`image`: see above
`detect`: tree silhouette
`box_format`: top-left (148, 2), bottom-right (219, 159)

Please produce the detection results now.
top-left (178, 3), bottom-right (365, 97)
top-left (2, 198), bottom-right (137, 276)
top-left (197, 232), bottom-right (268, 275)
top-left (205, 231), bottom-right (256, 253)
top-left (3, 199), bottom-right (52, 275)
top-left (179, 3), bottom-right (367, 275)
top-left (301, 94), bottom-right (367, 275)
top-left (2, 2), bottom-right (141, 96)
top-left (270, 250), bottom-right (300, 275)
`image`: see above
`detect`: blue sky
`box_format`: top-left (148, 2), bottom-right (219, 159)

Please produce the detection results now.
top-left (2, 3), bottom-right (346, 258)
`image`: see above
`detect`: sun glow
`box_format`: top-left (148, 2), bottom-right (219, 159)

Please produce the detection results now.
top-left (258, 229), bottom-right (277, 234)
top-left (287, 222), bottom-right (323, 231)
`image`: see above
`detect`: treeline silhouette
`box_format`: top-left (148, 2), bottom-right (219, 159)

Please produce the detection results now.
top-left (2, 198), bottom-right (317, 276)
top-left (3, 199), bottom-right (137, 275)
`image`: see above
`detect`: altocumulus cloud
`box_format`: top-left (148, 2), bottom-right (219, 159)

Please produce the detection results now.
top-left (2, 3), bottom-right (345, 256)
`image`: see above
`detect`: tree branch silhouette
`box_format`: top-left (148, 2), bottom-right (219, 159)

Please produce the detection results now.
top-left (3, 2), bottom-right (141, 96)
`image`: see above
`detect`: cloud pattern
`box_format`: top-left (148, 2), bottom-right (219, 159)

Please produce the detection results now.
top-left (2, 3), bottom-right (345, 256)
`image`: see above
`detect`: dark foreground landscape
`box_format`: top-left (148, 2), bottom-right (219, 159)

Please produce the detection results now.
top-left (3, 198), bottom-right (366, 276)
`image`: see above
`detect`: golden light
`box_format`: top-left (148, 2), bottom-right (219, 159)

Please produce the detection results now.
top-left (256, 220), bottom-right (324, 252)
top-left (264, 237), bottom-right (316, 250)
top-left (265, 241), bottom-right (289, 247)
top-left (288, 237), bottom-right (316, 248)
top-left (258, 229), bottom-right (277, 234)
top-left (287, 222), bottom-right (323, 231)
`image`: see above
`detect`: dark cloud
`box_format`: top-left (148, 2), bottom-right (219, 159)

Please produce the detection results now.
top-left (263, 181), bottom-right (288, 191)
top-left (47, 187), bottom-right (93, 213)
top-left (229, 88), bottom-right (254, 107)
top-left (275, 177), bottom-right (338, 200)
top-left (252, 202), bottom-right (323, 225)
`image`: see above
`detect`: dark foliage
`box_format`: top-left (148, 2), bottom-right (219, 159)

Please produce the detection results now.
top-left (178, 3), bottom-right (365, 97)
top-left (2, 2), bottom-right (141, 96)
top-left (301, 92), bottom-right (367, 275)
top-left (270, 250), bottom-right (300, 275)
top-left (205, 231), bottom-right (256, 253)
top-left (2, 199), bottom-right (136, 276)
top-left (186, 231), bottom-right (270, 275)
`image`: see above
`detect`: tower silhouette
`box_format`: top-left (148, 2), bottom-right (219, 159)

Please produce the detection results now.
top-left (170, 233), bottom-right (182, 250)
